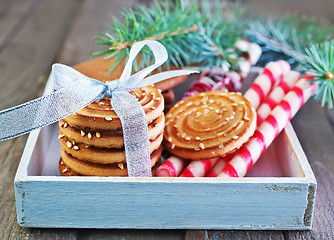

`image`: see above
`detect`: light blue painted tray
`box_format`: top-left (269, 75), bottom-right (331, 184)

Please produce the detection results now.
top-left (14, 76), bottom-right (316, 229)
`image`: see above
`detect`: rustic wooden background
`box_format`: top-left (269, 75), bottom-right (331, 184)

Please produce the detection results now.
top-left (0, 0), bottom-right (333, 239)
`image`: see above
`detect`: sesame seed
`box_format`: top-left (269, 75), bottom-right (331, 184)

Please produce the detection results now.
top-left (96, 132), bottom-right (101, 138)
top-left (215, 109), bottom-right (220, 114)
top-left (219, 143), bottom-right (224, 148)
top-left (171, 144), bottom-right (175, 149)
top-left (99, 101), bottom-right (105, 105)
top-left (209, 106), bottom-right (214, 110)
top-left (72, 141), bottom-right (75, 145)
top-left (231, 103), bottom-right (238, 106)
top-left (62, 168), bottom-right (69, 173)
top-left (194, 148), bottom-right (200, 151)
top-left (73, 146), bottom-right (80, 150)
top-left (244, 116), bottom-right (250, 121)
top-left (84, 145), bottom-right (89, 148)
top-left (63, 122), bottom-right (68, 128)
top-left (105, 116), bottom-right (113, 121)
top-left (81, 130), bottom-right (85, 136)
top-left (58, 134), bottom-right (64, 140)
top-left (158, 89), bottom-right (162, 93)
top-left (186, 102), bottom-right (193, 107)
top-left (66, 141), bottom-right (72, 148)
top-left (181, 133), bottom-right (187, 138)
top-left (168, 137), bottom-right (172, 142)
top-left (209, 99), bottom-right (214, 103)
top-left (117, 163), bottom-right (124, 169)
top-left (150, 106), bottom-right (156, 110)
top-left (196, 137), bottom-right (201, 140)
top-left (156, 97), bottom-right (161, 101)
top-left (105, 108), bottom-right (110, 110)
top-left (199, 143), bottom-right (205, 150)
top-left (232, 136), bottom-right (239, 140)
top-left (185, 136), bottom-right (191, 140)
top-left (88, 133), bottom-right (92, 139)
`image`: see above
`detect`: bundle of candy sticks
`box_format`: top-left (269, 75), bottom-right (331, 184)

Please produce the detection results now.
top-left (156, 60), bottom-right (316, 177)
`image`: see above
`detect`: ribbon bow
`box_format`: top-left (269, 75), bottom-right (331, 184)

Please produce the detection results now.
top-left (0, 40), bottom-right (197, 177)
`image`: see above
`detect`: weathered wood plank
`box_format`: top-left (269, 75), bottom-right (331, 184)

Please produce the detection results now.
top-left (78, 229), bottom-right (184, 240)
top-left (186, 230), bottom-right (285, 240)
top-left (58, 0), bottom-right (151, 66)
top-left (0, 0), bottom-right (81, 239)
top-left (0, 0), bottom-right (36, 51)
top-left (289, 99), bottom-right (334, 239)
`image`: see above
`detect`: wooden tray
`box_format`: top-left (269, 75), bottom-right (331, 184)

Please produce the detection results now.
top-left (14, 74), bottom-right (316, 230)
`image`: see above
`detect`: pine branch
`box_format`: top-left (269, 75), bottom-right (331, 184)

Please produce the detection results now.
top-left (93, 0), bottom-right (244, 72)
top-left (304, 41), bottom-right (334, 109)
top-left (247, 15), bottom-right (334, 66)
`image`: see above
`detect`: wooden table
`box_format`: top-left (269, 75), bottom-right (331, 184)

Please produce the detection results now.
top-left (0, 0), bottom-right (333, 239)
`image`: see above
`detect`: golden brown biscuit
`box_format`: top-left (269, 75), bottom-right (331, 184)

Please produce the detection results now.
top-left (63, 86), bottom-right (164, 130)
top-left (59, 132), bottom-right (163, 164)
top-left (163, 91), bottom-right (256, 160)
top-left (59, 114), bottom-right (164, 148)
top-left (60, 145), bottom-right (162, 176)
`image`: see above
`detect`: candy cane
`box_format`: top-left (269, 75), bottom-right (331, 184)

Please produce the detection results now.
top-left (179, 157), bottom-right (219, 177)
top-left (205, 153), bottom-right (235, 177)
top-left (256, 70), bottom-right (299, 125)
top-left (155, 156), bottom-right (190, 177)
top-left (218, 78), bottom-right (316, 177)
top-left (244, 61), bottom-right (290, 109)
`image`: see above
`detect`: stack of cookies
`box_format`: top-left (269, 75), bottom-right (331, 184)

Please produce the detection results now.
top-left (59, 85), bottom-right (165, 176)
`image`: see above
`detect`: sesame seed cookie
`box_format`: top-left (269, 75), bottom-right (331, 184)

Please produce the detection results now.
top-left (163, 91), bottom-right (256, 160)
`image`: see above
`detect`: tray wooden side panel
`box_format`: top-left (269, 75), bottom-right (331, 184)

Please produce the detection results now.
top-left (15, 177), bottom-right (312, 229)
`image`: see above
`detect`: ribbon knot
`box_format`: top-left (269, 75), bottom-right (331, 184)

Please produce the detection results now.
top-left (0, 40), bottom-right (197, 177)
top-left (105, 80), bottom-right (120, 97)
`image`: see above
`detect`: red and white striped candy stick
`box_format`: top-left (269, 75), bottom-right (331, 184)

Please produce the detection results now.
top-left (205, 153), bottom-right (235, 177)
top-left (244, 61), bottom-right (287, 110)
top-left (206, 60), bottom-right (291, 177)
top-left (218, 78), bottom-right (316, 177)
top-left (155, 156), bottom-right (190, 177)
top-left (256, 70), bottom-right (299, 125)
top-left (179, 157), bottom-right (220, 177)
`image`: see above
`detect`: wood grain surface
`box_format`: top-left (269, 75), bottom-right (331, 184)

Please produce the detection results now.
top-left (0, 0), bottom-right (333, 239)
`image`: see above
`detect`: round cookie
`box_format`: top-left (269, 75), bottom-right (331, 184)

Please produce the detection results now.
top-left (59, 132), bottom-right (163, 164)
top-left (60, 145), bottom-right (162, 176)
top-left (163, 91), bottom-right (256, 160)
top-left (59, 114), bottom-right (164, 148)
top-left (63, 86), bottom-right (164, 130)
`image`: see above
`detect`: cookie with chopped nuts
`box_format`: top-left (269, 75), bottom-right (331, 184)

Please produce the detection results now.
top-left (59, 145), bottom-right (162, 177)
top-left (163, 91), bottom-right (256, 160)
